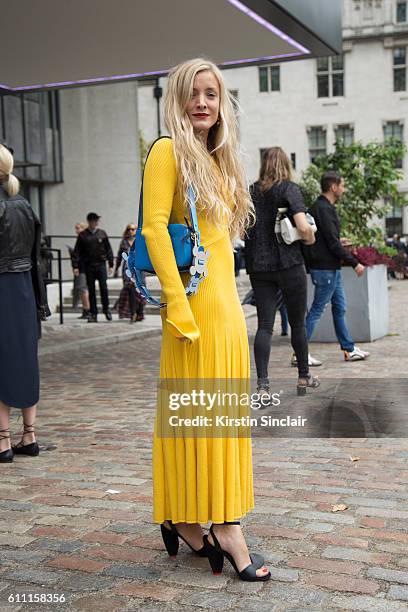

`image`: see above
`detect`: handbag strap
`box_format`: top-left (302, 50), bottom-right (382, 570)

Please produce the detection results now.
top-left (126, 138), bottom-right (207, 307)
top-left (137, 137), bottom-right (200, 242)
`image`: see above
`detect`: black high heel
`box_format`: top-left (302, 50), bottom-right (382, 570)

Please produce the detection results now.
top-left (0, 429), bottom-right (13, 463)
top-left (12, 423), bottom-right (39, 457)
top-left (160, 521), bottom-right (207, 558)
top-left (203, 522), bottom-right (271, 582)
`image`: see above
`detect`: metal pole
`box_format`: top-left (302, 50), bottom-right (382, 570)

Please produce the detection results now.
top-left (56, 248), bottom-right (63, 325)
top-left (153, 79), bottom-right (163, 138)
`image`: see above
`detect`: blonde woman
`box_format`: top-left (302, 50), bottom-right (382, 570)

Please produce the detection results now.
top-left (144, 58), bottom-right (270, 581)
top-left (0, 144), bottom-right (49, 463)
top-left (70, 222), bottom-right (90, 319)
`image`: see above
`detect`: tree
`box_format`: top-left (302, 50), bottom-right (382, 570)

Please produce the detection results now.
top-left (299, 140), bottom-right (408, 248)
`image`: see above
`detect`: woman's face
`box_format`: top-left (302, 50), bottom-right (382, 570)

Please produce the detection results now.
top-left (186, 70), bottom-right (220, 139)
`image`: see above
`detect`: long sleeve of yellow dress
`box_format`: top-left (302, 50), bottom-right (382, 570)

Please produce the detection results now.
top-left (142, 138), bottom-right (200, 343)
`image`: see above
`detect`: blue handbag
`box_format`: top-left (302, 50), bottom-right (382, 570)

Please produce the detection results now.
top-left (123, 137), bottom-right (209, 308)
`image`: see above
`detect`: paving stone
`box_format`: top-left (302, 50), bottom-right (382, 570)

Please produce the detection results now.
top-left (367, 567), bottom-right (408, 584)
top-left (114, 582), bottom-right (180, 602)
top-left (234, 598), bottom-right (279, 611)
top-left (322, 546), bottom-right (391, 564)
top-left (77, 499), bottom-right (135, 510)
top-left (269, 567), bottom-right (299, 582)
top-left (47, 555), bottom-right (108, 573)
top-left (162, 569), bottom-right (230, 590)
top-left (0, 535), bottom-right (36, 548)
top-left (303, 522), bottom-right (334, 533)
top-left (288, 556), bottom-right (363, 576)
top-left (306, 573), bottom-right (379, 595)
top-left (331, 595), bottom-right (408, 611)
top-left (0, 551), bottom-right (51, 563)
top-left (343, 497), bottom-right (398, 509)
top-left (290, 510), bottom-right (355, 525)
top-left (103, 564), bottom-right (162, 580)
top-left (71, 595), bottom-right (130, 611)
top-left (0, 569), bottom-right (64, 586)
top-left (85, 545), bottom-right (156, 563)
top-left (179, 591), bottom-right (238, 609)
top-left (60, 573), bottom-right (116, 592)
top-left (259, 584), bottom-right (328, 607)
top-left (28, 538), bottom-right (87, 553)
top-left (0, 522), bottom-right (33, 535)
top-left (388, 585), bottom-right (408, 601)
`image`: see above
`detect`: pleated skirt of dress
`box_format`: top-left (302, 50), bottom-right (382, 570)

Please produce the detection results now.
top-left (0, 271), bottom-right (40, 409)
top-left (153, 234), bottom-right (254, 524)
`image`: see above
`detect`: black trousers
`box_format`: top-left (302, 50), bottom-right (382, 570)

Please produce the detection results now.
top-left (85, 263), bottom-right (110, 316)
top-left (250, 264), bottom-right (309, 380)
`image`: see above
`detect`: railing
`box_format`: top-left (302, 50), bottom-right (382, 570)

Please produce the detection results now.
top-left (43, 234), bottom-right (124, 325)
top-left (41, 247), bottom-right (64, 324)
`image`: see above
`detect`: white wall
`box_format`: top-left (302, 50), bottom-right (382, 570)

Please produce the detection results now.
top-left (44, 81), bottom-right (141, 274)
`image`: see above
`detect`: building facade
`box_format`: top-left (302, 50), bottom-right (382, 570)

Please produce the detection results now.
top-left (138, 0), bottom-right (408, 236)
top-left (0, 82), bottom-right (141, 278)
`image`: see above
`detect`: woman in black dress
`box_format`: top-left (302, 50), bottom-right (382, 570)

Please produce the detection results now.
top-left (245, 147), bottom-right (320, 396)
top-left (0, 144), bottom-right (49, 463)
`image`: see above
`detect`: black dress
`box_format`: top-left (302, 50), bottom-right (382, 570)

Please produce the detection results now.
top-left (0, 271), bottom-right (39, 408)
top-left (0, 187), bottom-right (48, 409)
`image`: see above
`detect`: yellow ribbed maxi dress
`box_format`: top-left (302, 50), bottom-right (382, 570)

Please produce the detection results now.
top-left (142, 138), bottom-right (254, 524)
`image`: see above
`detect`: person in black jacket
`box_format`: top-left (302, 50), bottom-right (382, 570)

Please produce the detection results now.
top-left (73, 212), bottom-right (114, 322)
top-left (0, 143), bottom-right (50, 463)
top-left (303, 171), bottom-right (370, 362)
top-left (245, 147), bottom-right (320, 397)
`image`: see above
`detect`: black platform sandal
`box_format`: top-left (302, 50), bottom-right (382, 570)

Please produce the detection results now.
top-left (297, 374), bottom-right (320, 396)
top-left (203, 522), bottom-right (271, 582)
top-left (0, 429), bottom-right (13, 463)
top-left (160, 520), bottom-right (207, 558)
top-left (12, 423), bottom-right (40, 457)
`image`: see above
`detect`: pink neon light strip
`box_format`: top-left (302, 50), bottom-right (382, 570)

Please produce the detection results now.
top-left (226, 0), bottom-right (310, 55)
top-left (0, 1), bottom-right (310, 92)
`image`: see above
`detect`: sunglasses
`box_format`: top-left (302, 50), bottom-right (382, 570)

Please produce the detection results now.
top-left (127, 226), bottom-right (137, 231)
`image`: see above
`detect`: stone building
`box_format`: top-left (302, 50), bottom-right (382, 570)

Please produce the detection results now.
top-left (139, 0), bottom-right (408, 236)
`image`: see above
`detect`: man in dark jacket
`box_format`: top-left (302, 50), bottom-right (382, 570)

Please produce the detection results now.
top-left (303, 171), bottom-right (370, 362)
top-left (73, 212), bottom-right (114, 322)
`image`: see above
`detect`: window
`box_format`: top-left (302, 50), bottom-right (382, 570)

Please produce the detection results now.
top-left (258, 65), bottom-right (281, 92)
top-left (335, 124), bottom-right (354, 146)
top-left (383, 121), bottom-right (404, 168)
top-left (0, 90), bottom-right (62, 183)
top-left (397, 1), bottom-right (407, 22)
top-left (394, 48), bottom-right (407, 92)
top-left (386, 199), bottom-right (403, 236)
top-left (308, 127), bottom-right (327, 163)
top-left (317, 55), bottom-right (344, 98)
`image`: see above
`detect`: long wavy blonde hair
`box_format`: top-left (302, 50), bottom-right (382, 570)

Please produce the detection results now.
top-left (0, 144), bottom-right (20, 197)
top-left (164, 58), bottom-right (254, 239)
top-left (259, 147), bottom-right (293, 192)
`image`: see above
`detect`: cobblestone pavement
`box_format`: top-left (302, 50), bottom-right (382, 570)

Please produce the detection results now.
top-left (1, 279), bottom-right (408, 611)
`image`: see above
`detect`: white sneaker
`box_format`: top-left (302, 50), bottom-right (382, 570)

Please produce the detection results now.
top-left (344, 347), bottom-right (369, 361)
top-left (291, 354), bottom-right (323, 367)
top-left (355, 346), bottom-right (370, 357)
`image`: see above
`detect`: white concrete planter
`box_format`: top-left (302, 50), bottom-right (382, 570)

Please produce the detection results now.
top-left (307, 264), bottom-right (389, 343)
